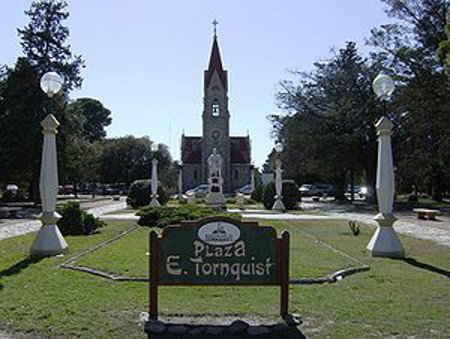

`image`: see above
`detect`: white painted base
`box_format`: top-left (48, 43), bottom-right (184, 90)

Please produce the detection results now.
top-left (205, 192), bottom-right (225, 207)
top-left (272, 198), bottom-right (286, 212)
top-left (150, 196), bottom-right (160, 207)
top-left (367, 226), bottom-right (405, 258)
top-left (30, 225), bottom-right (68, 257)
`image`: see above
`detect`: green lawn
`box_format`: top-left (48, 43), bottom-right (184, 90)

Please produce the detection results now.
top-left (1, 219), bottom-right (449, 338)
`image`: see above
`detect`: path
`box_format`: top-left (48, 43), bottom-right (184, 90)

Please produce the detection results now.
top-left (2, 199), bottom-right (450, 248)
top-left (0, 198), bottom-right (127, 241)
top-left (99, 206), bottom-right (450, 248)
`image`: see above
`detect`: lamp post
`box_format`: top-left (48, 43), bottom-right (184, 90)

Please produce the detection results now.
top-left (150, 143), bottom-right (160, 207)
top-left (30, 72), bottom-right (68, 256)
top-left (366, 72), bottom-right (405, 258)
top-left (272, 142), bottom-right (285, 212)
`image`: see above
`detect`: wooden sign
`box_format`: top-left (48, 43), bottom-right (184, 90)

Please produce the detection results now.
top-left (149, 216), bottom-right (290, 319)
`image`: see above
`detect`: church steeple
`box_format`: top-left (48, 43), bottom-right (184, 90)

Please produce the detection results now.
top-left (204, 21), bottom-right (227, 91)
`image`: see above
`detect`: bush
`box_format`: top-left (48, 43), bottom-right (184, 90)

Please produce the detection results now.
top-left (57, 201), bottom-right (105, 235)
top-left (263, 180), bottom-right (300, 210)
top-left (126, 180), bottom-right (169, 208)
top-left (1, 189), bottom-right (26, 202)
top-left (137, 204), bottom-right (241, 228)
top-left (407, 194), bottom-right (419, 202)
top-left (251, 185), bottom-right (263, 202)
top-left (226, 197), bottom-right (237, 204)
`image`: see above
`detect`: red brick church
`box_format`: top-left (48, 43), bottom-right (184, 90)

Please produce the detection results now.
top-left (181, 27), bottom-right (252, 193)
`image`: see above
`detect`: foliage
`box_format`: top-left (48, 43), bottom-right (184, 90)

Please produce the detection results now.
top-left (137, 204), bottom-right (240, 228)
top-left (0, 0), bottom-right (84, 201)
top-left (250, 184), bottom-right (264, 202)
top-left (368, 0), bottom-right (450, 200)
top-left (97, 137), bottom-right (175, 188)
top-left (348, 220), bottom-right (361, 236)
top-left (271, 42), bottom-right (380, 201)
top-left (262, 180), bottom-right (300, 210)
top-left (18, 0), bottom-right (84, 91)
top-left (126, 179), bottom-right (169, 208)
top-left (0, 189), bottom-right (27, 203)
top-left (66, 98), bottom-right (112, 142)
top-left (57, 201), bottom-right (105, 235)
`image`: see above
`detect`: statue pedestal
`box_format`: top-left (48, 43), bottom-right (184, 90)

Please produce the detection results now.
top-left (205, 176), bottom-right (225, 208)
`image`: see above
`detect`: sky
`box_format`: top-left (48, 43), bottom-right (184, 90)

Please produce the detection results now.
top-left (1, 0), bottom-right (393, 167)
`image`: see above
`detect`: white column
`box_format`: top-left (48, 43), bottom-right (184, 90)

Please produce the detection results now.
top-left (177, 166), bottom-right (184, 200)
top-left (150, 158), bottom-right (160, 206)
top-left (30, 114), bottom-right (68, 256)
top-left (367, 117), bottom-right (404, 257)
top-left (272, 159), bottom-right (285, 211)
top-left (250, 166), bottom-right (255, 192)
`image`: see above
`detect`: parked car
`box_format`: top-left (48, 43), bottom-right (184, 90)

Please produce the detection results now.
top-left (300, 183), bottom-right (335, 196)
top-left (58, 185), bottom-right (74, 195)
top-left (235, 184), bottom-right (252, 195)
top-left (186, 184), bottom-right (209, 198)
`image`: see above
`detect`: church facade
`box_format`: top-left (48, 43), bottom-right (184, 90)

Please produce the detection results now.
top-left (181, 32), bottom-right (251, 193)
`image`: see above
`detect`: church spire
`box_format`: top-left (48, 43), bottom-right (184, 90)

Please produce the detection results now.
top-left (205, 20), bottom-right (227, 90)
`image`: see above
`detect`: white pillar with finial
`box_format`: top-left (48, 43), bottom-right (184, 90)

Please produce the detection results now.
top-left (272, 142), bottom-right (285, 211)
top-left (30, 114), bottom-right (68, 256)
top-left (177, 165), bottom-right (184, 200)
top-left (150, 158), bottom-right (160, 207)
top-left (250, 165), bottom-right (255, 193)
top-left (366, 117), bottom-right (405, 257)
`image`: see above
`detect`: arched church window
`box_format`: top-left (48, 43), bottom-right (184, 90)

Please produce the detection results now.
top-left (212, 98), bottom-right (220, 116)
top-left (234, 169), bottom-right (239, 180)
top-left (194, 170), bottom-right (198, 180)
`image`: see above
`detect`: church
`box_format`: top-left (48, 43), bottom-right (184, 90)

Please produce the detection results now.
top-left (181, 27), bottom-right (252, 193)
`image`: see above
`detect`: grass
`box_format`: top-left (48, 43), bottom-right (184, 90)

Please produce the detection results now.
top-left (75, 220), bottom-right (356, 279)
top-left (1, 219), bottom-right (450, 338)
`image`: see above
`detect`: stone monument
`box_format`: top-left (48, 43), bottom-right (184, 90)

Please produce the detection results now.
top-left (205, 148), bottom-right (225, 207)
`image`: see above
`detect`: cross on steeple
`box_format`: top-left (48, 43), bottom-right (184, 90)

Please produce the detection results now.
top-left (212, 19), bottom-right (218, 37)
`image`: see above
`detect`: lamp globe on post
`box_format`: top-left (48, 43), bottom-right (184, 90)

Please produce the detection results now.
top-left (30, 71), bottom-right (68, 257)
top-left (366, 72), bottom-right (405, 258)
top-left (272, 142), bottom-right (286, 212)
top-left (150, 143), bottom-right (160, 207)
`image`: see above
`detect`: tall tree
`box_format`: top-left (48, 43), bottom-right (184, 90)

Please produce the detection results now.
top-left (0, 0), bottom-right (85, 200)
top-left (66, 98), bottom-right (112, 142)
top-left (368, 0), bottom-right (450, 200)
top-left (18, 0), bottom-right (84, 90)
top-left (271, 42), bottom-right (381, 200)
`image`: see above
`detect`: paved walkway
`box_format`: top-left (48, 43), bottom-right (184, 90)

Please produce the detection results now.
top-left (0, 199), bottom-right (127, 241)
top-left (1, 199), bottom-right (450, 248)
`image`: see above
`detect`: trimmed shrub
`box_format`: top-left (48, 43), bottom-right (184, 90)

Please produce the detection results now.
top-left (137, 204), bottom-right (241, 228)
top-left (57, 201), bottom-right (105, 235)
top-left (263, 180), bottom-right (300, 210)
top-left (126, 180), bottom-right (169, 209)
top-left (251, 185), bottom-right (263, 202)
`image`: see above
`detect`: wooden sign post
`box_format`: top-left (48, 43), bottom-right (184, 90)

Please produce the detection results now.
top-left (149, 216), bottom-right (290, 319)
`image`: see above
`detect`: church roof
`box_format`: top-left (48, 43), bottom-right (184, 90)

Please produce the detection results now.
top-left (181, 136), bottom-right (202, 164)
top-left (204, 36), bottom-right (228, 90)
top-left (230, 137), bottom-right (251, 164)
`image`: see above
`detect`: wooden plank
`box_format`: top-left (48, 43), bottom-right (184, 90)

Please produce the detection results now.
top-left (280, 231), bottom-right (290, 317)
top-left (149, 231), bottom-right (159, 320)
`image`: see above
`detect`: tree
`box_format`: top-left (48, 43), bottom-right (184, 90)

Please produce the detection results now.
top-left (0, 0), bottom-right (85, 201)
top-left (96, 136), bottom-right (176, 190)
top-left (271, 42), bottom-right (381, 200)
top-left (437, 12), bottom-right (450, 76)
top-left (66, 98), bottom-right (112, 142)
top-left (18, 0), bottom-right (84, 91)
top-left (368, 0), bottom-right (450, 200)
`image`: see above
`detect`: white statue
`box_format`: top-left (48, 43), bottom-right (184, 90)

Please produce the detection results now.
top-left (207, 148), bottom-right (223, 178)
